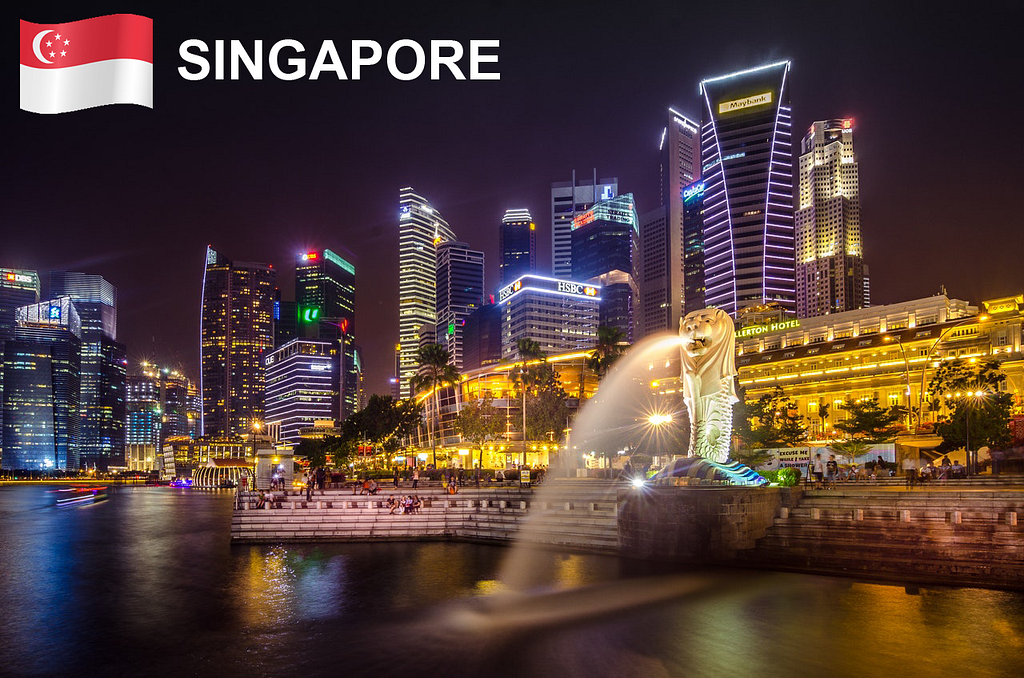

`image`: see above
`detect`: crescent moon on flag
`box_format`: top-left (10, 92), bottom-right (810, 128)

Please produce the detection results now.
top-left (33, 30), bottom-right (54, 64)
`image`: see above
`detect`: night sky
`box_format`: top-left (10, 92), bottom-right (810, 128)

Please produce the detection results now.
top-left (5, 0), bottom-right (1023, 394)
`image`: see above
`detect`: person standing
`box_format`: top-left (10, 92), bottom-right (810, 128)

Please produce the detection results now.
top-left (412, 468), bottom-right (419, 489)
top-left (393, 467), bottom-right (400, 488)
top-left (825, 454), bottom-right (838, 490)
top-left (812, 453), bottom-right (825, 490)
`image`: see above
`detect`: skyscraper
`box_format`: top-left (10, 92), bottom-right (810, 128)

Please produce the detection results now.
top-left (295, 249), bottom-right (359, 419)
top-left (436, 241), bottom-right (485, 371)
top-left (398, 188), bottom-right (456, 397)
top-left (497, 274), bottom-right (600, 359)
top-left (499, 209), bottom-right (536, 284)
top-left (1, 298), bottom-right (81, 471)
top-left (263, 338), bottom-right (339, 445)
top-left (571, 193), bottom-right (638, 341)
top-left (200, 246), bottom-right (275, 438)
top-left (50, 272), bottom-right (126, 470)
top-left (0, 269), bottom-right (40, 458)
top-left (682, 179), bottom-right (707, 314)
top-left (699, 61), bottom-right (794, 316)
top-left (634, 109), bottom-right (701, 340)
top-left (551, 171), bottom-right (618, 279)
top-left (795, 119), bottom-right (869, 317)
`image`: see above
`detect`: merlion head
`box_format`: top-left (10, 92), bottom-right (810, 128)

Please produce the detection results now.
top-left (678, 308), bottom-right (738, 401)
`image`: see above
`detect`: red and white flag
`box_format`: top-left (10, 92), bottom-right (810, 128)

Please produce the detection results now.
top-left (20, 14), bottom-right (153, 114)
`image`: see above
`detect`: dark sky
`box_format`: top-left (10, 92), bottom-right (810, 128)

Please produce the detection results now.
top-left (5, 0), bottom-right (1023, 394)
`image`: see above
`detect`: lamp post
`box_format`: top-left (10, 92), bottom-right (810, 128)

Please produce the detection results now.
top-left (917, 315), bottom-right (988, 428)
top-left (963, 390), bottom-right (985, 476)
top-left (882, 334), bottom-right (913, 430)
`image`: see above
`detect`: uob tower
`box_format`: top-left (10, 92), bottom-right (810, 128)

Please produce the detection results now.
top-left (699, 61), bottom-right (794, 316)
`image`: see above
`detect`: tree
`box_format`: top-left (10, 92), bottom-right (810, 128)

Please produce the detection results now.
top-left (829, 438), bottom-right (872, 464)
top-left (453, 397), bottom-right (505, 469)
top-left (928, 358), bottom-right (1013, 455)
top-left (734, 387), bottom-right (807, 449)
top-left (294, 438), bottom-right (327, 468)
top-left (833, 398), bottom-right (901, 444)
top-left (587, 325), bottom-right (627, 379)
top-left (343, 394), bottom-right (422, 459)
top-left (409, 344), bottom-right (460, 467)
top-left (817, 400), bottom-right (831, 438)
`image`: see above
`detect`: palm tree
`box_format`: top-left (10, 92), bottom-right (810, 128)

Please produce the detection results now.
top-left (409, 343), bottom-right (461, 468)
top-left (587, 325), bottom-right (627, 380)
top-left (514, 338), bottom-right (545, 465)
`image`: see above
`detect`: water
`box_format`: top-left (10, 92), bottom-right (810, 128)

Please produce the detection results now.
top-left (1, 484), bottom-right (1023, 678)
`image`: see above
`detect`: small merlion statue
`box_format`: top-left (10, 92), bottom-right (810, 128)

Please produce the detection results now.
top-left (679, 308), bottom-right (739, 464)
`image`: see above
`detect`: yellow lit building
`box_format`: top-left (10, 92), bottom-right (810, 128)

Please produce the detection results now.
top-left (733, 294), bottom-right (1023, 439)
top-left (412, 350), bottom-right (601, 468)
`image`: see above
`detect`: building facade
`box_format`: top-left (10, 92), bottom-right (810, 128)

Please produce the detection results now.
top-left (295, 248), bottom-right (359, 419)
top-left (699, 61), bottom-right (794, 316)
top-left (50, 271), bottom-right (126, 469)
top-left (436, 241), bottom-right (485, 371)
top-left (570, 193), bottom-right (638, 341)
top-left (200, 246), bottom-right (275, 438)
top-left (398, 188), bottom-right (457, 397)
top-left (682, 179), bottom-right (707, 314)
top-left (1, 298), bottom-right (81, 471)
top-left (498, 274), bottom-right (600, 360)
top-left (263, 338), bottom-right (340, 445)
top-left (499, 209), bottom-right (536, 285)
top-left (551, 171), bottom-right (618, 279)
top-left (796, 119), bottom-right (869, 318)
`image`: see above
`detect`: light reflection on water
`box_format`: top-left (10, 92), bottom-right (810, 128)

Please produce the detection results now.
top-left (1, 485), bottom-right (1022, 678)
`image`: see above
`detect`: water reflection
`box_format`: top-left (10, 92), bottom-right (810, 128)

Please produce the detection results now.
top-left (1, 485), bottom-right (1022, 678)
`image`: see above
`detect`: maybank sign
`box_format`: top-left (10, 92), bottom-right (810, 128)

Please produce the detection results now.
top-left (735, 319), bottom-right (800, 339)
top-left (718, 91), bottom-right (772, 114)
top-left (498, 275), bottom-right (600, 303)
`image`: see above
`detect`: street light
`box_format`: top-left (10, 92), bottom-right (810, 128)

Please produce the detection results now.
top-left (882, 334), bottom-right (913, 429)
top-left (964, 390), bottom-right (985, 476)
top-left (917, 314), bottom-right (988, 429)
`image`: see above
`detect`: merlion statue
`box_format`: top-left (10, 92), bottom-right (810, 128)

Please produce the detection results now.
top-left (679, 308), bottom-right (739, 464)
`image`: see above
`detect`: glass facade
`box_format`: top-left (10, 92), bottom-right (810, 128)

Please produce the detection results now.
top-left (499, 209), bottom-right (536, 285)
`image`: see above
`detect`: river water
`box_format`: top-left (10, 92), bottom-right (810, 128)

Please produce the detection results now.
top-left (1, 484), bottom-right (1022, 678)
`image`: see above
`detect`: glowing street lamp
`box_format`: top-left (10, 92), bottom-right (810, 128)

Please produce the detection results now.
top-left (648, 413), bottom-right (673, 426)
top-left (918, 315), bottom-right (988, 427)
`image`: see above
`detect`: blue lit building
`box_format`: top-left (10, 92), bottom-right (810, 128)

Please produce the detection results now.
top-left (682, 179), bottom-right (706, 314)
top-left (499, 209), bottom-right (536, 285)
top-left (436, 240), bottom-right (485, 371)
top-left (50, 271), bottom-right (126, 470)
top-left (1, 298), bottom-right (81, 471)
top-left (263, 339), bottom-right (339, 445)
top-left (699, 61), bottom-right (794, 316)
top-left (570, 193), bottom-right (638, 341)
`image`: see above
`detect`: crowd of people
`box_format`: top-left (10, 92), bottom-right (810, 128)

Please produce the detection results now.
top-left (384, 494), bottom-right (423, 514)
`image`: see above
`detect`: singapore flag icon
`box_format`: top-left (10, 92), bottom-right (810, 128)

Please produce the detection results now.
top-left (20, 14), bottom-right (153, 114)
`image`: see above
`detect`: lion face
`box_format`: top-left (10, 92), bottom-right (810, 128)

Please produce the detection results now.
top-left (679, 309), bottom-right (724, 359)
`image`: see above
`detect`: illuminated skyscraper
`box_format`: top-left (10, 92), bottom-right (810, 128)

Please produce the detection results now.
top-left (682, 179), bottom-right (707, 314)
top-left (200, 247), bottom-right (275, 438)
top-left (497, 275), bottom-right (601, 359)
top-left (499, 209), bottom-right (536, 285)
top-left (50, 271), bottom-right (126, 469)
top-left (398, 188), bottom-right (456, 397)
top-left (551, 171), bottom-right (618, 279)
top-left (1, 298), bottom-right (81, 471)
top-left (795, 119), bottom-right (869, 317)
top-left (699, 61), bottom-right (794, 316)
top-left (295, 249), bottom-right (359, 419)
top-left (636, 109), bottom-right (701, 340)
top-left (436, 241), bottom-right (485, 370)
top-left (264, 339), bottom-right (339, 444)
top-left (571, 194), bottom-right (638, 341)
top-left (1, 269), bottom-right (40, 341)
top-left (126, 363), bottom-right (200, 447)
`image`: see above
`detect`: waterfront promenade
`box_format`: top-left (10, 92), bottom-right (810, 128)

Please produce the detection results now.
top-left (233, 477), bottom-right (1024, 590)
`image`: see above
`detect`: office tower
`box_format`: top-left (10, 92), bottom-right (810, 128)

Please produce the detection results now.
top-left (200, 246), bottom-right (275, 438)
top-left (462, 303), bottom-right (502, 371)
top-left (1, 269), bottom-right (40, 340)
top-left (499, 209), bottom-right (536, 284)
top-left (634, 109), bottom-right (701, 339)
top-left (50, 271), bottom-right (126, 469)
top-left (570, 193), bottom-right (638, 341)
top-left (263, 338), bottom-right (339, 445)
top-left (497, 274), bottom-right (601, 359)
top-left (273, 287), bottom-right (297, 348)
top-left (398, 187), bottom-right (456, 397)
top-left (699, 61), bottom-right (794, 316)
top-left (796, 119), bottom-right (869, 317)
top-left (682, 179), bottom-right (707, 314)
top-left (436, 241), bottom-right (485, 370)
top-left (127, 363), bottom-right (200, 448)
top-left (551, 171), bottom-right (618, 279)
top-left (1, 298), bottom-right (81, 471)
top-left (295, 249), bottom-right (359, 419)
